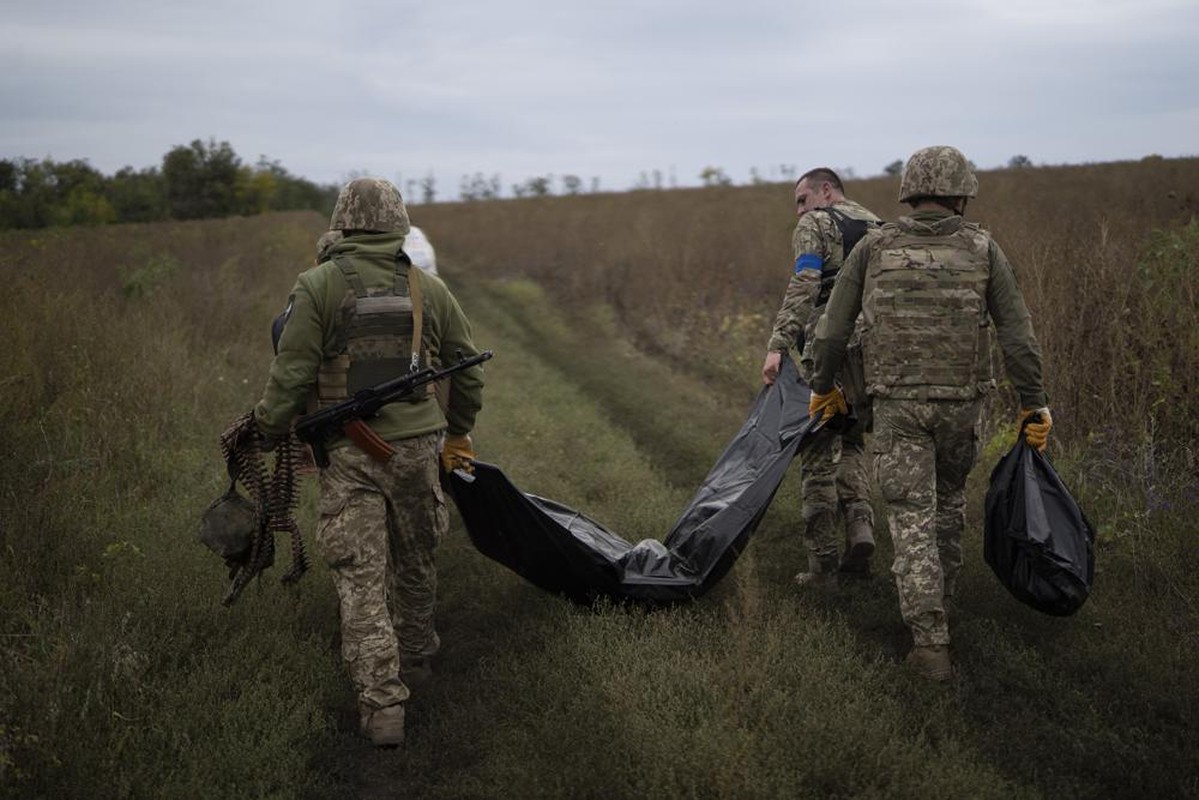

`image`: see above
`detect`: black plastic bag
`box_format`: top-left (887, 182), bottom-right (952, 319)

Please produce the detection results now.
top-left (983, 435), bottom-right (1095, 616)
top-left (447, 352), bottom-right (821, 605)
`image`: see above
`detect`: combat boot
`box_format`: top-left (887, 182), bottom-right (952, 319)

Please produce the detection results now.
top-left (794, 552), bottom-right (840, 593)
top-left (360, 703), bottom-right (406, 747)
top-left (904, 645), bottom-right (953, 682)
top-left (839, 515), bottom-right (875, 576)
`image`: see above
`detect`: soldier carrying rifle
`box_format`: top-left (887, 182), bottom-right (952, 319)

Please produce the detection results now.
top-left (253, 177), bottom-right (486, 746)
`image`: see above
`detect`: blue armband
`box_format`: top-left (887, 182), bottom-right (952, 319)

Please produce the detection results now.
top-left (794, 253), bottom-right (824, 275)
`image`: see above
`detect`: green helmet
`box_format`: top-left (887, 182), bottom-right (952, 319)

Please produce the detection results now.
top-left (898, 146), bottom-right (978, 202)
top-left (198, 485), bottom-right (256, 562)
top-left (329, 178), bottom-right (411, 234)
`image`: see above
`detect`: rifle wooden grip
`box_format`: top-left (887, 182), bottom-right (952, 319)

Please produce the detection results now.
top-left (343, 419), bottom-right (397, 462)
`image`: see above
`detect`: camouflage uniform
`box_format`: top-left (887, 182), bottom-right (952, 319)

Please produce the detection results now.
top-left (811, 151), bottom-right (1045, 648)
top-left (766, 199), bottom-right (880, 574)
top-left (316, 439), bottom-right (447, 709)
top-left (255, 179), bottom-right (484, 729)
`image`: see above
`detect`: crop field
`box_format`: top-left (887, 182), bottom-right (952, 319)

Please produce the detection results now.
top-left (1, 159), bottom-right (1197, 798)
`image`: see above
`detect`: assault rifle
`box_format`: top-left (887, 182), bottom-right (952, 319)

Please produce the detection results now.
top-left (295, 350), bottom-right (493, 468)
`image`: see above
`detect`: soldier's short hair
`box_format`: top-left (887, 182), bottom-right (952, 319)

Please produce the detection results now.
top-left (797, 167), bottom-right (844, 193)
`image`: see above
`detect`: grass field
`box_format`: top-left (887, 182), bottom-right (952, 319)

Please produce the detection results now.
top-left (2, 161), bottom-right (1198, 798)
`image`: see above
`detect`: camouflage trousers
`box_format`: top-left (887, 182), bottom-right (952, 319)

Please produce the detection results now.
top-left (872, 398), bottom-right (983, 646)
top-left (798, 422), bottom-right (873, 560)
top-left (316, 433), bottom-right (449, 710)
top-left (798, 351), bottom-right (873, 560)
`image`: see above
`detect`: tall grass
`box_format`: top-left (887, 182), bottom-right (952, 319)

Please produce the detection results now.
top-left (2, 161), bottom-right (1198, 798)
top-left (0, 212), bottom-right (347, 797)
top-left (418, 157), bottom-right (1199, 456)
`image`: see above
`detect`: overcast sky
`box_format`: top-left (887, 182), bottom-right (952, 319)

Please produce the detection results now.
top-left (3, 0), bottom-right (1196, 198)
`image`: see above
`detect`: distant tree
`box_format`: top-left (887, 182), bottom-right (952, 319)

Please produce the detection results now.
top-left (883, 159), bottom-right (904, 176)
top-left (0, 160), bottom-right (16, 194)
top-left (514, 175), bottom-right (552, 197)
top-left (460, 172), bottom-right (502, 201)
top-left (590, 177), bottom-right (601, 193)
top-left (49, 159), bottom-right (113, 225)
top-left (0, 157), bottom-right (113, 228)
top-left (107, 166), bottom-right (166, 222)
top-left (247, 157), bottom-right (333, 213)
top-left (162, 138), bottom-right (242, 219)
top-left (61, 184), bottom-right (116, 226)
top-left (420, 173), bottom-right (436, 204)
top-left (1007, 154), bottom-right (1034, 169)
top-left (699, 166), bottom-right (732, 187)
top-left (749, 167), bottom-right (767, 185)
top-left (236, 164), bottom-right (275, 215)
top-left (0, 158), bottom-right (46, 228)
top-left (778, 164), bottom-right (797, 181)
top-left (560, 174), bottom-right (583, 195)
top-left (0, 143), bottom-right (333, 229)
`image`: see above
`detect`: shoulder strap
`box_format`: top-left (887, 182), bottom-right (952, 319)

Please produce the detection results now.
top-left (822, 206), bottom-right (881, 260)
top-left (332, 256), bottom-right (368, 298)
top-left (396, 251), bottom-right (424, 372)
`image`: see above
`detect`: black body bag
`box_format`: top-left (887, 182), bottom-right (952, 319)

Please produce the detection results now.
top-left (447, 353), bottom-right (822, 605)
top-left (983, 435), bottom-right (1095, 616)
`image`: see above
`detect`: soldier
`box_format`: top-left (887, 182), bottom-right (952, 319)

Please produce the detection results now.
top-left (254, 177), bottom-right (485, 744)
top-left (761, 168), bottom-right (881, 590)
top-left (808, 146), bottom-right (1050, 680)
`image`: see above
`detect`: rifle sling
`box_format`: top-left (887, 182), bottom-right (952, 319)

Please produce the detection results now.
top-left (404, 251), bottom-right (423, 372)
top-left (343, 419), bottom-right (397, 462)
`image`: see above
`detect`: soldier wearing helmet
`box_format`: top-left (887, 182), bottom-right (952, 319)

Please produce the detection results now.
top-left (254, 177), bottom-right (485, 745)
top-left (761, 167), bottom-right (882, 590)
top-left (808, 146), bottom-right (1049, 681)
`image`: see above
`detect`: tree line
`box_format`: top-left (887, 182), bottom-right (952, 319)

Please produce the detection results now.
top-left (2, 138), bottom-right (1047, 230)
top-left (0, 138), bottom-right (338, 230)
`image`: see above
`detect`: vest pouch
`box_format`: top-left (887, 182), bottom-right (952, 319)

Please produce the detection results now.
top-left (318, 354), bottom-right (352, 406)
top-left (347, 357), bottom-right (431, 403)
top-left (842, 336), bottom-right (870, 428)
top-left (864, 244), bottom-right (988, 398)
top-left (318, 254), bottom-right (433, 407)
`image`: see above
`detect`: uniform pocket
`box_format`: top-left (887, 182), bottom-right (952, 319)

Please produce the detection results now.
top-left (429, 481), bottom-right (449, 546)
top-left (868, 425), bottom-right (892, 456)
top-left (315, 489), bottom-right (354, 567)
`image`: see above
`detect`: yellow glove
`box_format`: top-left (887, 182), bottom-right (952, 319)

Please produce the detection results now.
top-left (808, 387), bottom-right (848, 422)
top-left (1018, 408), bottom-right (1053, 452)
top-left (441, 433), bottom-right (476, 473)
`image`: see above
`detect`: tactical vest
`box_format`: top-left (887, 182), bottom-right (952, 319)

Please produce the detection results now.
top-left (816, 206), bottom-right (881, 308)
top-left (861, 221), bottom-right (995, 400)
top-left (316, 252), bottom-right (433, 408)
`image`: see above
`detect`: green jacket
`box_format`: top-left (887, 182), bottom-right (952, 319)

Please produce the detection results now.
top-left (811, 210), bottom-right (1047, 409)
top-left (254, 233), bottom-right (484, 447)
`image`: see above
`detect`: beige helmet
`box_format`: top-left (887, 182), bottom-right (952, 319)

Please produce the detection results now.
top-left (898, 146), bottom-right (979, 202)
top-left (329, 177), bottom-right (411, 234)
